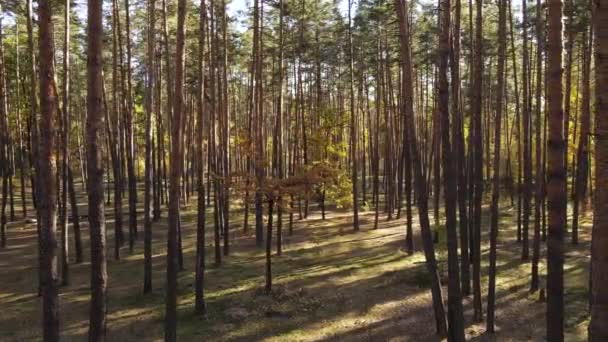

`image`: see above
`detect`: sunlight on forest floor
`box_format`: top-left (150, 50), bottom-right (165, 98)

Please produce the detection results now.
top-left (0, 190), bottom-right (592, 341)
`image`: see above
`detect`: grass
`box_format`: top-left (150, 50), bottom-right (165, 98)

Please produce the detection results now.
top-left (0, 186), bottom-right (592, 341)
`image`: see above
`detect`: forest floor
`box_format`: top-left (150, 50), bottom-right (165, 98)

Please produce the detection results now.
top-left (0, 186), bottom-right (592, 341)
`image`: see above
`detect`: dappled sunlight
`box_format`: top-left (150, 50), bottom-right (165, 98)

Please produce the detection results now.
top-left (0, 198), bottom-right (593, 340)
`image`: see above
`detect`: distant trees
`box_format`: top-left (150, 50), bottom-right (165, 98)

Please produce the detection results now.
top-left (0, 0), bottom-right (600, 339)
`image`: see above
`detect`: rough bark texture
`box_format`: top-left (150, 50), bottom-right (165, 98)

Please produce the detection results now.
top-left (546, 0), bottom-right (564, 339)
top-left (589, 0), bottom-right (608, 339)
top-left (143, 0), bottom-right (156, 295)
top-left (87, 0), bottom-right (108, 339)
top-left (195, 0), bottom-right (207, 315)
top-left (487, 0), bottom-right (507, 331)
top-left (38, 0), bottom-right (60, 339)
top-left (437, 0), bottom-right (465, 337)
top-left (165, 0), bottom-right (187, 339)
top-left (471, 0), bottom-right (484, 321)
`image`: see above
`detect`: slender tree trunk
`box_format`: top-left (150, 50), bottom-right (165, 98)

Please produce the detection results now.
top-left (195, 0), bottom-right (207, 315)
top-left (58, 0), bottom-right (71, 287)
top-left (487, 0), bottom-right (507, 331)
top-left (37, 0), bottom-right (60, 339)
top-left (165, 0), bottom-right (187, 339)
top-left (124, 0), bottom-right (138, 253)
top-left (471, 0), bottom-right (484, 321)
top-left (348, 0), bottom-right (360, 232)
top-left (437, 0), bottom-right (465, 337)
top-left (546, 0), bottom-right (565, 338)
top-left (450, 0), bottom-right (470, 296)
top-left (590, 0), bottom-right (608, 338)
top-left (143, 0), bottom-right (157, 295)
top-left (572, 30), bottom-right (591, 245)
top-left (531, 0), bottom-right (544, 293)
top-left (395, 0), bottom-right (447, 335)
top-left (521, 0), bottom-right (532, 261)
top-left (111, 0), bottom-right (124, 260)
top-left (0, 6), bottom-right (9, 249)
top-left (67, 167), bottom-right (82, 263)
top-left (87, 0), bottom-right (108, 339)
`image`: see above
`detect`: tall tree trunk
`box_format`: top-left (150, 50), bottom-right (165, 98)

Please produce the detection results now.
top-left (87, 0), bottom-right (108, 339)
top-left (521, 0), bottom-right (532, 261)
top-left (589, 0), bottom-right (608, 338)
top-left (165, 0), bottom-right (187, 339)
top-left (450, 0), bottom-right (470, 296)
top-left (124, 0), bottom-right (138, 253)
top-left (27, 0), bottom-right (45, 296)
top-left (487, 0), bottom-right (507, 331)
top-left (572, 30), bottom-right (591, 245)
top-left (195, 0), bottom-right (207, 315)
top-left (59, 0), bottom-right (71, 286)
top-left (395, 0), bottom-right (448, 335)
top-left (253, 0), bottom-right (265, 247)
top-left (471, 0), bottom-right (484, 321)
top-left (348, 0), bottom-right (360, 232)
top-left (111, 0), bottom-right (124, 260)
top-left (438, 0), bottom-right (465, 337)
top-left (531, 0), bottom-right (544, 293)
top-left (0, 4), bottom-right (9, 249)
top-left (37, 0), bottom-right (60, 339)
top-left (546, 0), bottom-right (564, 338)
top-left (143, 0), bottom-right (157, 295)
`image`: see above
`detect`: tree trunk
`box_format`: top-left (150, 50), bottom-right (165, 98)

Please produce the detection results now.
top-left (348, 0), bottom-right (360, 232)
top-left (487, 0), bottom-right (507, 331)
top-left (195, 0), bottom-right (207, 315)
top-left (572, 30), bottom-right (591, 245)
top-left (590, 0), bottom-right (608, 338)
top-left (87, 0), bottom-right (108, 339)
top-left (143, 0), bottom-right (157, 295)
top-left (124, 0), bottom-right (138, 253)
top-left (437, 0), bottom-right (465, 337)
top-left (265, 199), bottom-right (274, 294)
top-left (521, 0), bottom-right (532, 261)
top-left (395, 0), bottom-right (447, 335)
top-left (531, 0), bottom-right (544, 293)
top-left (37, 0), bottom-right (60, 338)
top-left (471, 0), bottom-right (484, 321)
top-left (165, 0), bottom-right (187, 339)
top-left (0, 5), bottom-right (9, 249)
top-left (546, 0), bottom-right (565, 338)
top-left (59, 0), bottom-right (71, 287)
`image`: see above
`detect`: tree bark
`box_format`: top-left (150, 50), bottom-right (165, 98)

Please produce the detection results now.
top-left (395, 0), bottom-right (447, 335)
top-left (438, 0), bottom-right (465, 337)
top-left (87, 0), bottom-right (108, 339)
top-left (546, 0), bottom-right (565, 338)
top-left (348, 0), bottom-right (360, 232)
top-left (165, 0), bottom-right (187, 338)
top-left (195, 0), bottom-right (207, 315)
top-left (487, 0), bottom-right (507, 331)
top-left (590, 0), bottom-right (608, 338)
top-left (143, 0), bottom-right (157, 295)
top-left (471, 0), bottom-right (484, 321)
top-left (37, 0), bottom-right (60, 339)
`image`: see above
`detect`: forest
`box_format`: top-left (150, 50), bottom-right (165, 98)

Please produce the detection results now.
top-left (0, 0), bottom-right (606, 340)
